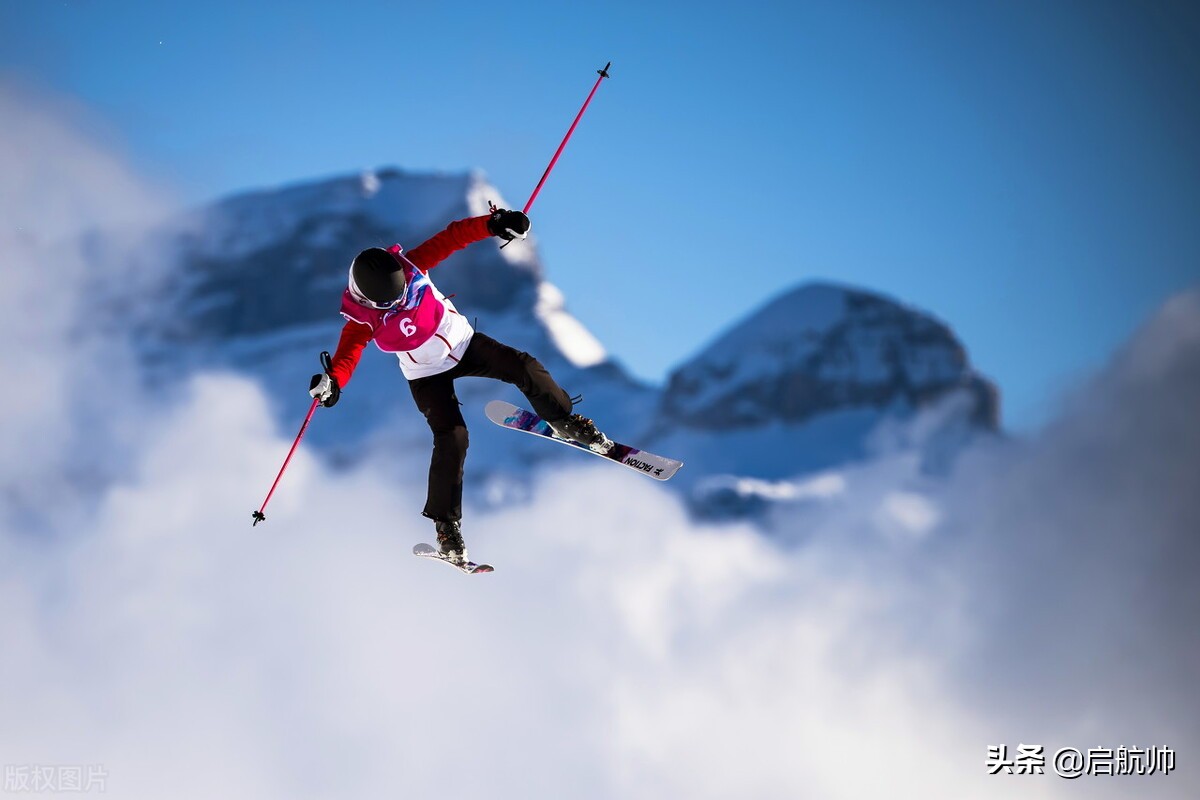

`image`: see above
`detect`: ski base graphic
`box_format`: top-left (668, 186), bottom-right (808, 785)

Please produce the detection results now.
top-left (484, 401), bottom-right (683, 481)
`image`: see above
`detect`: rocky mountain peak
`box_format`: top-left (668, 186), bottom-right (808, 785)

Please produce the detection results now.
top-left (660, 282), bottom-right (999, 431)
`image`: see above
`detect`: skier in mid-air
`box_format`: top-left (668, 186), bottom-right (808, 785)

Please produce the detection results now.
top-left (307, 207), bottom-right (612, 563)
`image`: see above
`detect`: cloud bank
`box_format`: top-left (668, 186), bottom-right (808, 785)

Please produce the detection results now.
top-left (0, 79), bottom-right (172, 531)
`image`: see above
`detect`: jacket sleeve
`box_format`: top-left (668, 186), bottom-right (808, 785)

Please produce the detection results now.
top-left (328, 318), bottom-right (374, 388)
top-left (404, 215), bottom-right (492, 272)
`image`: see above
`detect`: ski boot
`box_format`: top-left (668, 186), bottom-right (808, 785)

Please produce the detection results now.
top-left (546, 413), bottom-right (615, 454)
top-left (435, 519), bottom-right (468, 563)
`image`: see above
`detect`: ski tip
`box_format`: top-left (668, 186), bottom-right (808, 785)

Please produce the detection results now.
top-left (644, 462), bottom-right (683, 481)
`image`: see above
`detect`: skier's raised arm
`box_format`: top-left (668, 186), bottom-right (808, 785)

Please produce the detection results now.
top-left (405, 209), bottom-right (530, 272)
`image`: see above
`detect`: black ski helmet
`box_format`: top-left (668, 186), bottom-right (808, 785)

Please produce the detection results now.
top-left (348, 247), bottom-right (406, 308)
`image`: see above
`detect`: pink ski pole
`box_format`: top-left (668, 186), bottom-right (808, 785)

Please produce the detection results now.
top-left (521, 62), bottom-right (612, 214)
top-left (251, 352), bottom-right (330, 526)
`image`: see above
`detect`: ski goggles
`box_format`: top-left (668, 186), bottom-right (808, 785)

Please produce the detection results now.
top-left (347, 266), bottom-right (403, 310)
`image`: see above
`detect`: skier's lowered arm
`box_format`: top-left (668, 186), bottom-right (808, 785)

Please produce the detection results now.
top-left (327, 319), bottom-right (374, 388)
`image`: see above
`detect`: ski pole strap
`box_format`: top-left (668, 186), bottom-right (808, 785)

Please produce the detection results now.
top-left (522, 62), bottom-right (611, 215)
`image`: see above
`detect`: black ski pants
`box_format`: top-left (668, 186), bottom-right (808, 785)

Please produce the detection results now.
top-left (408, 332), bottom-right (573, 523)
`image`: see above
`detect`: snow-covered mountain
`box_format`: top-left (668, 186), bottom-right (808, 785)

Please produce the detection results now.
top-left (650, 282), bottom-right (1000, 515)
top-left (659, 282), bottom-right (997, 431)
top-left (96, 167), bottom-right (999, 519)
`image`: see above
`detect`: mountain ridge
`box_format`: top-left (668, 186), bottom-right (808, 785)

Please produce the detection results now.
top-left (659, 280), bottom-right (999, 432)
top-left (90, 166), bottom-right (1001, 519)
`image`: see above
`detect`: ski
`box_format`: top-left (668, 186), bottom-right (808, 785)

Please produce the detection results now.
top-left (412, 543), bottom-right (494, 574)
top-left (484, 400), bottom-right (684, 481)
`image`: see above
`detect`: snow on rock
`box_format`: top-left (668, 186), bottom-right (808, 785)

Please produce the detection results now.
top-left (534, 282), bottom-right (608, 368)
top-left (463, 171), bottom-right (539, 271)
top-left (660, 282), bottom-right (999, 432)
top-left (360, 170), bottom-right (382, 197)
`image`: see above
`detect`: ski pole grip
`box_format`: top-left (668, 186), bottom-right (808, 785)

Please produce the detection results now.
top-left (320, 351), bottom-right (332, 373)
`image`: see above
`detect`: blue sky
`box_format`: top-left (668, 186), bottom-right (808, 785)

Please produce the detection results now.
top-left (3, 0), bottom-right (1198, 429)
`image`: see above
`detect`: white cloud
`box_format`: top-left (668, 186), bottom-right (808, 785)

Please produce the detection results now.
top-left (0, 79), bottom-right (174, 529)
top-left (938, 288), bottom-right (1200, 755)
top-left (0, 374), bottom-right (1010, 799)
top-left (0, 80), bottom-right (168, 244)
top-left (875, 489), bottom-right (941, 540)
top-left (6, 349), bottom-right (1193, 798)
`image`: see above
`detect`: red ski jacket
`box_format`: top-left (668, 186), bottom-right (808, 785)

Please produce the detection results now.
top-left (326, 215), bottom-right (491, 387)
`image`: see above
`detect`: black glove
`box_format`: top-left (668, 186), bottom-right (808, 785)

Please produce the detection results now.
top-left (487, 208), bottom-right (531, 241)
top-left (309, 372), bottom-right (340, 407)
